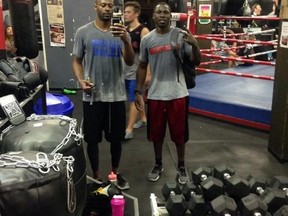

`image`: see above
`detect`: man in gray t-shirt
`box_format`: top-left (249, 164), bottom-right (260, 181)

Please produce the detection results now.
top-left (135, 2), bottom-right (200, 185)
top-left (72, 0), bottom-right (134, 190)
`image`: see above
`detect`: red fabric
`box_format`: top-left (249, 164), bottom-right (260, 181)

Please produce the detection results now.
top-left (148, 97), bottom-right (188, 144)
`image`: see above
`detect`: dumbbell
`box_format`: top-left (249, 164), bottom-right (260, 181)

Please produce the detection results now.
top-left (238, 193), bottom-right (270, 216)
top-left (161, 182), bottom-right (187, 216)
top-left (269, 176), bottom-right (288, 191)
top-left (214, 164), bottom-right (250, 200)
top-left (273, 205), bottom-right (288, 216)
top-left (247, 176), bottom-right (287, 214)
top-left (210, 194), bottom-right (237, 216)
top-left (191, 166), bottom-right (224, 201)
top-left (181, 182), bottom-right (209, 216)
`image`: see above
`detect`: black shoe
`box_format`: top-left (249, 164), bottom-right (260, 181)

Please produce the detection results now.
top-left (117, 173), bottom-right (130, 190)
top-left (177, 166), bottom-right (189, 185)
top-left (148, 165), bottom-right (163, 182)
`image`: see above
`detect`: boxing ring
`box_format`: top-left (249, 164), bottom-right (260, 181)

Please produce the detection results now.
top-left (170, 13), bottom-right (279, 131)
top-left (188, 63), bottom-right (274, 131)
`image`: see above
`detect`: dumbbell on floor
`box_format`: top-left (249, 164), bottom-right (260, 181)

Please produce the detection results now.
top-left (247, 176), bottom-right (287, 215)
top-left (191, 166), bottom-right (224, 201)
top-left (214, 164), bottom-right (250, 201)
top-left (162, 182), bottom-right (187, 216)
top-left (181, 182), bottom-right (210, 216)
top-left (210, 194), bottom-right (238, 216)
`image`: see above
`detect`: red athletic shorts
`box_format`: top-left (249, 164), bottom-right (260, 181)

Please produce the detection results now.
top-left (147, 97), bottom-right (189, 144)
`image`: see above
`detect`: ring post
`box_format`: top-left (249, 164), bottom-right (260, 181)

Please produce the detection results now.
top-left (268, 1), bottom-right (288, 161)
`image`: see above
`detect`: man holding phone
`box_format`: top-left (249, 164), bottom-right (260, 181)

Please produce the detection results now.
top-left (72, 0), bottom-right (134, 190)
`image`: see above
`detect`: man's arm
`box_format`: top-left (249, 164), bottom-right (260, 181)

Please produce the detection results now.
top-left (135, 61), bottom-right (148, 111)
top-left (122, 40), bottom-right (135, 66)
top-left (72, 56), bottom-right (93, 94)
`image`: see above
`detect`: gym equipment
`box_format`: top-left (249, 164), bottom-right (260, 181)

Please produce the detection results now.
top-left (269, 176), bottom-right (288, 190)
top-left (213, 164), bottom-right (235, 182)
top-left (210, 194), bottom-right (237, 216)
top-left (0, 151), bottom-right (75, 216)
top-left (181, 182), bottom-right (202, 201)
top-left (0, 115), bottom-right (87, 215)
top-left (165, 191), bottom-right (188, 216)
top-left (260, 188), bottom-right (287, 214)
top-left (181, 182), bottom-right (209, 216)
top-left (214, 164), bottom-right (250, 200)
top-left (162, 181), bottom-right (187, 216)
top-left (238, 193), bottom-right (269, 216)
top-left (247, 176), bottom-right (288, 214)
top-left (247, 175), bottom-right (269, 195)
top-left (200, 176), bottom-right (224, 201)
top-left (7, 0), bottom-right (39, 58)
top-left (273, 205), bottom-right (288, 216)
top-left (191, 166), bottom-right (213, 185)
top-left (162, 182), bottom-right (182, 200)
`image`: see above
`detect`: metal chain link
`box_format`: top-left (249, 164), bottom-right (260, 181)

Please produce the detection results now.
top-left (0, 114), bottom-right (83, 213)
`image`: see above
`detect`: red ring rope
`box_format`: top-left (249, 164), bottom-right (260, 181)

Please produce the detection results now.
top-left (195, 35), bottom-right (277, 46)
top-left (200, 60), bottom-right (223, 66)
top-left (197, 16), bottom-right (280, 21)
top-left (202, 53), bottom-right (276, 66)
top-left (196, 67), bottom-right (274, 81)
top-left (202, 29), bottom-right (276, 38)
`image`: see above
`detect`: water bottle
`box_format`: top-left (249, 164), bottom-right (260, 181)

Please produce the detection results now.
top-left (111, 195), bottom-right (125, 216)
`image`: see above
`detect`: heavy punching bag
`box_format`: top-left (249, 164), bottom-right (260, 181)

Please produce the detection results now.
top-left (237, 0), bottom-right (252, 16)
top-left (0, 0), bottom-right (6, 60)
top-left (237, 0), bottom-right (252, 27)
top-left (7, 0), bottom-right (39, 58)
top-left (0, 151), bottom-right (75, 216)
top-left (0, 115), bottom-right (87, 216)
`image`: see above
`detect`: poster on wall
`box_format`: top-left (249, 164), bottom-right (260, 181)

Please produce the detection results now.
top-left (280, 21), bottom-right (288, 48)
top-left (46, 0), bottom-right (65, 47)
top-left (198, 4), bottom-right (211, 24)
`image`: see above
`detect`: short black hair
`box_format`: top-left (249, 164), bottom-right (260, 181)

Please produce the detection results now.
top-left (124, 1), bottom-right (141, 14)
top-left (153, 2), bottom-right (171, 13)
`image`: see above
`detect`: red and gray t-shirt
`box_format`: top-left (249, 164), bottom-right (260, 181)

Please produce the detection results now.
top-left (139, 28), bottom-right (192, 100)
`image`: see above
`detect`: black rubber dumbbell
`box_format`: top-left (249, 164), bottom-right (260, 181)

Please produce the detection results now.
top-left (191, 166), bottom-right (213, 185)
top-left (181, 182), bottom-right (209, 216)
top-left (191, 166), bottom-right (224, 201)
top-left (214, 164), bottom-right (250, 200)
top-left (210, 194), bottom-right (237, 216)
top-left (269, 176), bottom-right (288, 192)
top-left (238, 193), bottom-right (269, 216)
top-left (247, 176), bottom-right (287, 214)
top-left (247, 175), bottom-right (268, 195)
top-left (162, 182), bottom-right (187, 216)
top-left (273, 205), bottom-right (288, 216)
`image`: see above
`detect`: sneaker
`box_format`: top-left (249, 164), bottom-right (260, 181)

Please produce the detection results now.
top-left (177, 166), bottom-right (189, 185)
top-left (117, 173), bottom-right (130, 190)
top-left (124, 131), bottom-right (133, 140)
top-left (133, 120), bottom-right (147, 129)
top-left (148, 165), bottom-right (163, 182)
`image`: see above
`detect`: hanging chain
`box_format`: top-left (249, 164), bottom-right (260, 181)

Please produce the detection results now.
top-left (0, 114), bottom-right (84, 213)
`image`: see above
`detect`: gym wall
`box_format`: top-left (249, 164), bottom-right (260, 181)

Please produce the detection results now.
top-left (39, 0), bottom-right (95, 89)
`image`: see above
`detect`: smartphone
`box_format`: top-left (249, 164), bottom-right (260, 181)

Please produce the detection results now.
top-left (111, 17), bottom-right (122, 25)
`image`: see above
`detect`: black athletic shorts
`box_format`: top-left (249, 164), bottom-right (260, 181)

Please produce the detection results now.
top-left (82, 101), bottom-right (126, 143)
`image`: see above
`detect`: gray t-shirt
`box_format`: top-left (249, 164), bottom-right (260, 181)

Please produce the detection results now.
top-left (73, 21), bottom-right (127, 102)
top-left (139, 28), bottom-right (191, 100)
